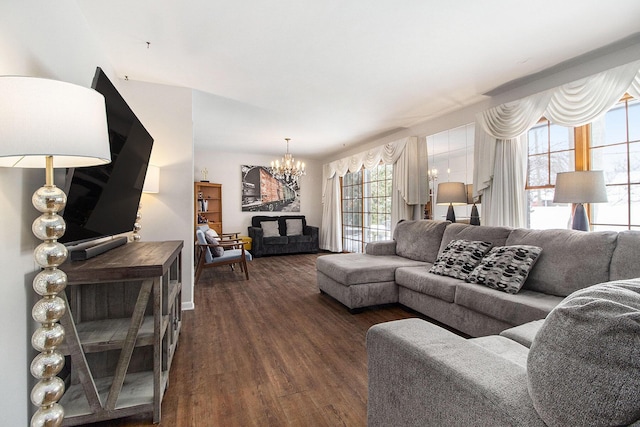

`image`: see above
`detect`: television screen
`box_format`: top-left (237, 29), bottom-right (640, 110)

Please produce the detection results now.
top-left (60, 67), bottom-right (154, 245)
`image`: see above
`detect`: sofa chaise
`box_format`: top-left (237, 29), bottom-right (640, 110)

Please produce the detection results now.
top-left (316, 219), bottom-right (640, 337)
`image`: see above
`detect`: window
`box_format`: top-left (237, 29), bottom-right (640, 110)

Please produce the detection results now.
top-left (525, 96), bottom-right (639, 230)
top-left (590, 97), bottom-right (640, 230)
top-left (341, 163), bottom-right (393, 253)
top-left (526, 120), bottom-right (574, 229)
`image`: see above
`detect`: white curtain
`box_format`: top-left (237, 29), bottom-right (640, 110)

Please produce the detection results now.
top-left (320, 169), bottom-right (343, 252)
top-left (320, 136), bottom-right (427, 251)
top-left (475, 60), bottom-right (640, 227)
top-left (391, 137), bottom-right (428, 231)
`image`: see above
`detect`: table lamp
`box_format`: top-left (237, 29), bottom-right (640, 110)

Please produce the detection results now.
top-left (553, 171), bottom-right (608, 231)
top-left (0, 76), bottom-right (110, 427)
top-left (437, 182), bottom-right (467, 223)
top-left (466, 184), bottom-right (481, 226)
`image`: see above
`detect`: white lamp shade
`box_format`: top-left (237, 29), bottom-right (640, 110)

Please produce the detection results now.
top-left (143, 164), bottom-right (160, 193)
top-left (553, 171), bottom-right (608, 203)
top-left (0, 76), bottom-right (111, 168)
top-left (437, 182), bottom-right (467, 205)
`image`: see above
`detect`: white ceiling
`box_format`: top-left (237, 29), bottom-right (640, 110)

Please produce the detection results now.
top-left (76, 0), bottom-right (640, 160)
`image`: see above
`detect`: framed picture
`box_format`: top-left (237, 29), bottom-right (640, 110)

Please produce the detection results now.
top-left (241, 165), bottom-right (300, 212)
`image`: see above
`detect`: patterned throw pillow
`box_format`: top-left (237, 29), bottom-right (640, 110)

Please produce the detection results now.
top-left (261, 221), bottom-right (280, 237)
top-left (466, 245), bottom-right (542, 294)
top-left (429, 239), bottom-right (493, 280)
top-left (286, 219), bottom-right (303, 236)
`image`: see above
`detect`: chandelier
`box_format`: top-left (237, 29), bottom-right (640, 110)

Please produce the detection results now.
top-left (270, 138), bottom-right (306, 185)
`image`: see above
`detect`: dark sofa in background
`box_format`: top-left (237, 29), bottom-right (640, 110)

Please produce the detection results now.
top-left (248, 215), bottom-right (319, 257)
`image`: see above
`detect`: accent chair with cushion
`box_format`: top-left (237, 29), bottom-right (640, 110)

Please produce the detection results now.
top-left (195, 225), bottom-right (252, 283)
top-left (248, 215), bottom-right (319, 257)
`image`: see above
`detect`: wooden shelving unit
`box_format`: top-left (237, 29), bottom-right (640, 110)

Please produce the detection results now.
top-left (59, 240), bottom-right (183, 426)
top-left (195, 182), bottom-right (222, 233)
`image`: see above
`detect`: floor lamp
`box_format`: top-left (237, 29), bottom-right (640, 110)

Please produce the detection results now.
top-left (553, 171), bottom-right (608, 231)
top-left (0, 77), bottom-right (110, 427)
top-left (436, 182), bottom-right (467, 223)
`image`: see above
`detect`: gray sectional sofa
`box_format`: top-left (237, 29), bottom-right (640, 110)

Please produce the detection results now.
top-left (318, 220), bottom-right (640, 426)
top-left (316, 219), bottom-right (640, 337)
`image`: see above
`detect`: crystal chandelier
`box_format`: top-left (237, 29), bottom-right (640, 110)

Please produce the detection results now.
top-left (270, 138), bottom-right (306, 185)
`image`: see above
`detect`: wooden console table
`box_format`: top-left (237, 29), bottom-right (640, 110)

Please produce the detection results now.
top-left (58, 240), bottom-right (183, 425)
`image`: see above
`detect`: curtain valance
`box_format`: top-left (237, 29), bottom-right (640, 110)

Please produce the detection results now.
top-left (479, 60), bottom-right (640, 140)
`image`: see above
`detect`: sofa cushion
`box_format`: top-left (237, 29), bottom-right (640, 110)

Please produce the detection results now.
top-left (287, 234), bottom-right (312, 244)
top-left (393, 220), bottom-right (449, 263)
top-left (395, 266), bottom-right (457, 303)
top-left (285, 218), bottom-right (303, 236)
top-left (499, 319), bottom-right (545, 348)
top-left (466, 245), bottom-right (542, 294)
top-left (429, 239), bottom-right (493, 280)
top-left (263, 235), bottom-right (288, 245)
top-left (261, 221), bottom-right (281, 237)
top-left (506, 228), bottom-right (618, 297)
top-left (609, 230), bottom-right (640, 281)
top-left (454, 282), bottom-right (562, 326)
top-left (469, 335), bottom-right (529, 368)
top-left (527, 279), bottom-right (640, 426)
top-left (438, 223), bottom-right (513, 254)
top-left (316, 253), bottom-right (426, 286)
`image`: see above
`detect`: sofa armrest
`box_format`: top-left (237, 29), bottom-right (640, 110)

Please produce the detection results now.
top-left (248, 226), bottom-right (264, 256)
top-left (365, 240), bottom-right (396, 255)
top-left (304, 225), bottom-right (319, 241)
top-left (367, 319), bottom-right (544, 427)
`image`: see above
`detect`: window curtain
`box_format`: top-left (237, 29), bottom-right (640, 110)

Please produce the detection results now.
top-left (391, 136), bottom-right (428, 232)
top-left (474, 60), bottom-right (640, 227)
top-left (320, 136), bottom-right (426, 251)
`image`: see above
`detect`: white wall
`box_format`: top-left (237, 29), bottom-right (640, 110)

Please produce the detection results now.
top-left (119, 81), bottom-right (195, 310)
top-left (194, 151), bottom-right (323, 235)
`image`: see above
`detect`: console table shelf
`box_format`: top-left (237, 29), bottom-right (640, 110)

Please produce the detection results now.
top-left (59, 240), bottom-right (183, 426)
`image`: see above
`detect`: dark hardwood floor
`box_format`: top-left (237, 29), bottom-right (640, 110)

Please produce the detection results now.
top-left (92, 253), bottom-right (417, 426)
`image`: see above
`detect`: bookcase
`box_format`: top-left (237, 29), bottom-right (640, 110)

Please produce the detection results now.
top-left (58, 240), bottom-right (183, 425)
top-left (195, 182), bottom-right (222, 233)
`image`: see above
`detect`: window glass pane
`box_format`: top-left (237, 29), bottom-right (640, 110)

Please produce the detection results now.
top-left (631, 184), bottom-right (640, 227)
top-left (527, 189), bottom-right (571, 229)
top-left (592, 144), bottom-right (628, 185)
top-left (549, 123), bottom-right (574, 151)
top-left (528, 124), bottom-right (548, 155)
top-left (629, 99), bottom-right (640, 142)
top-left (631, 142), bottom-right (640, 184)
top-left (602, 103), bottom-right (627, 146)
top-left (550, 151), bottom-right (575, 185)
top-left (592, 185), bottom-right (628, 226)
top-left (527, 153), bottom-right (549, 187)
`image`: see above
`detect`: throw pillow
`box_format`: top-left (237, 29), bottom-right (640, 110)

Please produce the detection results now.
top-left (428, 239), bottom-right (493, 280)
top-left (204, 228), bottom-right (220, 244)
top-left (261, 221), bottom-right (280, 237)
top-left (527, 279), bottom-right (640, 426)
top-left (285, 219), bottom-right (303, 236)
top-left (207, 236), bottom-right (224, 257)
top-left (466, 245), bottom-right (542, 294)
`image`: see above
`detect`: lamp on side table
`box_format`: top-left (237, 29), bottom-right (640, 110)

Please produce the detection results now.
top-left (553, 171), bottom-right (608, 231)
top-left (0, 76), bottom-right (110, 426)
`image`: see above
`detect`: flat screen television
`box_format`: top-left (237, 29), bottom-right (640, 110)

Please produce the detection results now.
top-left (60, 67), bottom-right (154, 246)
